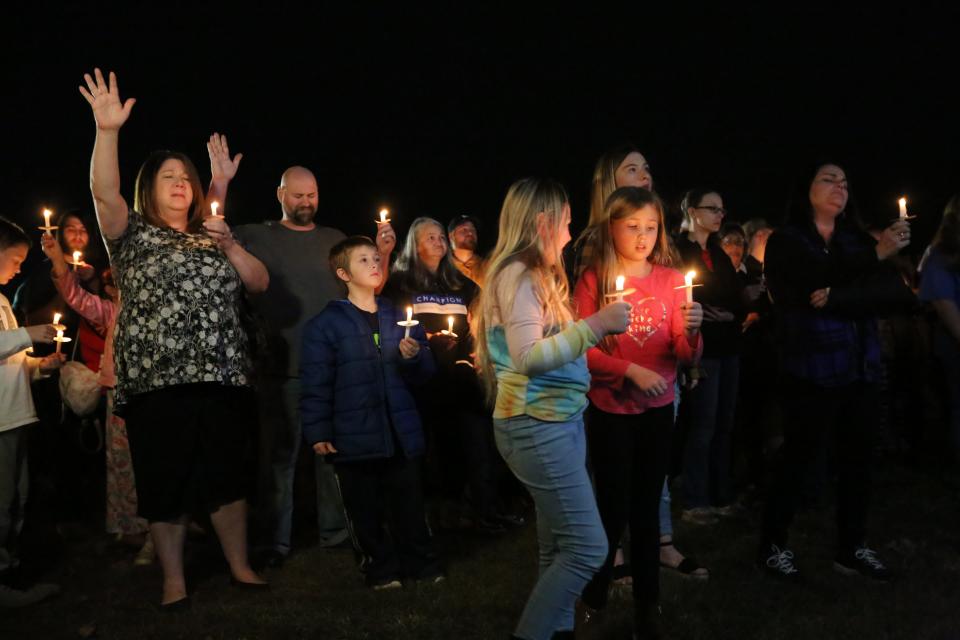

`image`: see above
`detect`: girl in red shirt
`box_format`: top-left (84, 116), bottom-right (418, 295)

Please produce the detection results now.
top-left (574, 187), bottom-right (703, 637)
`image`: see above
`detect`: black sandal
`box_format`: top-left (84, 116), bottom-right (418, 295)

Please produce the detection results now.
top-left (659, 539), bottom-right (709, 580)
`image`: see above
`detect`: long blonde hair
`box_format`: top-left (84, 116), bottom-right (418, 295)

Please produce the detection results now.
top-left (474, 177), bottom-right (573, 402)
top-left (581, 187), bottom-right (677, 353)
top-left (573, 145), bottom-right (646, 277)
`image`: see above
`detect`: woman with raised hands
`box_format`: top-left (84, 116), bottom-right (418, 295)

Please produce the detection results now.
top-left (79, 68), bottom-right (268, 608)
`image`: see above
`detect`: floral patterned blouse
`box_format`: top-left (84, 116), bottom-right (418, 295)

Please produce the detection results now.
top-left (105, 210), bottom-right (251, 407)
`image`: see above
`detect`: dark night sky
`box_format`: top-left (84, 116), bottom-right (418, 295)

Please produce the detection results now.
top-left (2, 6), bottom-right (957, 297)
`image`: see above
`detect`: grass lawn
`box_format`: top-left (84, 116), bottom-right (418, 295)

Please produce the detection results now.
top-left (2, 459), bottom-right (958, 640)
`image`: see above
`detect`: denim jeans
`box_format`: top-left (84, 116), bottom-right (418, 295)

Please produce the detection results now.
top-left (682, 355), bottom-right (740, 508)
top-left (257, 376), bottom-right (347, 553)
top-left (494, 414), bottom-right (607, 640)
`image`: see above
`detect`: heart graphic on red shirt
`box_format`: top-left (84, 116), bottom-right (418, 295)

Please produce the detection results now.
top-left (627, 296), bottom-right (667, 347)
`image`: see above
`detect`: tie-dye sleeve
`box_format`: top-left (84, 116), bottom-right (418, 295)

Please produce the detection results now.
top-left (501, 272), bottom-right (599, 377)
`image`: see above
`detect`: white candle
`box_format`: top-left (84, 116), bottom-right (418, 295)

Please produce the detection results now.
top-left (615, 275), bottom-right (625, 302)
top-left (72, 251), bottom-right (82, 270)
top-left (53, 312), bottom-right (62, 326)
top-left (211, 201), bottom-right (220, 217)
top-left (379, 209), bottom-right (389, 224)
top-left (447, 315), bottom-right (454, 335)
top-left (404, 306), bottom-right (413, 338)
top-left (685, 270), bottom-right (696, 304)
top-left (43, 208), bottom-right (52, 228)
top-left (898, 197), bottom-right (907, 220)
top-left (55, 329), bottom-right (63, 354)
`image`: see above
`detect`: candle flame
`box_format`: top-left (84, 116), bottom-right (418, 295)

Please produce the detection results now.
top-left (53, 312), bottom-right (61, 325)
top-left (448, 316), bottom-right (454, 333)
top-left (379, 209), bottom-right (389, 223)
top-left (73, 251), bottom-right (82, 263)
top-left (211, 201), bottom-right (220, 216)
top-left (406, 306), bottom-right (413, 323)
top-left (615, 275), bottom-right (625, 292)
top-left (685, 270), bottom-right (696, 286)
top-left (42, 208), bottom-right (52, 226)
top-left (898, 197), bottom-right (906, 207)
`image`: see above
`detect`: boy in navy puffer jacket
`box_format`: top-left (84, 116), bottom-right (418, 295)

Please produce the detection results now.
top-left (300, 236), bottom-right (442, 589)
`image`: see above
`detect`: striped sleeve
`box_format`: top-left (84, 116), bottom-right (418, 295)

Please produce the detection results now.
top-left (501, 272), bottom-right (599, 377)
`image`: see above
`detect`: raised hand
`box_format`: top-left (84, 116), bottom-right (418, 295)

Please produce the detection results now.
top-left (376, 222), bottom-right (397, 257)
top-left (207, 133), bottom-right (243, 183)
top-left (79, 69), bottom-right (136, 131)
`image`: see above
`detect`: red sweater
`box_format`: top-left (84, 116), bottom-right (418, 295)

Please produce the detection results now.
top-left (574, 265), bottom-right (703, 414)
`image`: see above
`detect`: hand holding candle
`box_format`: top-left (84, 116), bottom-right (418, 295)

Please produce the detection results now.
top-left (397, 305), bottom-right (418, 338)
top-left (39, 208), bottom-right (57, 232)
top-left (440, 315), bottom-right (458, 338)
top-left (606, 274), bottom-right (635, 302)
top-left (673, 270), bottom-right (701, 303)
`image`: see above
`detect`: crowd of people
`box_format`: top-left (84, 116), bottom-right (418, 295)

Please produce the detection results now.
top-left (1, 68), bottom-right (958, 639)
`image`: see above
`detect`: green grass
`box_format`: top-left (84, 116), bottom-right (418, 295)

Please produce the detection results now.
top-left (2, 461), bottom-right (959, 640)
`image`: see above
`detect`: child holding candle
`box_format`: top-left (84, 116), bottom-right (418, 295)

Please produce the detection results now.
top-left (40, 232), bottom-right (153, 563)
top-left (573, 187), bottom-right (703, 637)
top-left (1, 217), bottom-right (64, 605)
top-left (474, 177), bottom-right (630, 640)
top-left (300, 236), bottom-right (442, 589)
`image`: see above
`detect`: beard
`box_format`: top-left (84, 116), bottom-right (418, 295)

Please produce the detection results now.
top-left (457, 236), bottom-right (477, 251)
top-left (286, 205), bottom-right (317, 227)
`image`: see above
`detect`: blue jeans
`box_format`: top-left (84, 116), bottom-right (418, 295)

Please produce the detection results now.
top-left (257, 376), bottom-right (347, 553)
top-left (494, 414), bottom-right (607, 640)
top-left (682, 355), bottom-right (740, 509)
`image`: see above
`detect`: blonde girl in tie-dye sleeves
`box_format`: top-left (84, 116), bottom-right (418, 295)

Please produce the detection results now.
top-left (474, 178), bottom-right (630, 640)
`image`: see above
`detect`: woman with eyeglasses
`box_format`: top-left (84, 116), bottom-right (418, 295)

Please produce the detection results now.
top-left (758, 160), bottom-right (911, 581)
top-left (674, 188), bottom-right (745, 525)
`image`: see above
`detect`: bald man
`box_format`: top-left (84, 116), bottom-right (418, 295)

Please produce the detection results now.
top-left (233, 167), bottom-right (352, 566)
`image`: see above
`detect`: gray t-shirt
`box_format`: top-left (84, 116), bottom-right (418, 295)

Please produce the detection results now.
top-left (234, 221), bottom-right (346, 377)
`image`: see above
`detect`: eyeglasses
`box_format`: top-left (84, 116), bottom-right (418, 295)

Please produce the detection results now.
top-left (695, 206), bottom-right (726, 215)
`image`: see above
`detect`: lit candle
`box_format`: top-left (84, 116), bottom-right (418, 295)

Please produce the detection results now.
top-left (898, 197), bottom-right (907, 220)
top-left (55, 329), bottom-right (64, 354)
top-left (448, 316), bottom-right (454, 335)
top-left (615, 275), bottom-right (625, 302)
top-left (378, 208), bottom-right (389, 224)
top-left (211, 201), bottom-right (220, 217)
top-left (53, 312), bottom-right (62, 326)
top-left (398, 305), bottom-right (417, 339)
top-left (43, 208), bottom-right (52, 228)
top-left (72, 251), bottom-right (82, 270)
top-left (685, 270), bottom-right (696, 304)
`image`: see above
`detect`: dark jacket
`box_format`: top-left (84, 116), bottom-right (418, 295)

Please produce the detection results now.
top-left (675, 233), bottom-right (746, 357)
top-left (300, 297), bottom-right (435, 463)
top-left (764, 220), bottom-right (915, 387)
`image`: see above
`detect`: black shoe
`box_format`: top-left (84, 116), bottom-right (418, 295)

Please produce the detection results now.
top-left (834, 546), bottom-right (892, 582)
top-left (758, 543), bottom-right (801, 581)
top-left (159, 596), bottom-right (191, 612)
top-left (230, 576), bottom-right (270, 591)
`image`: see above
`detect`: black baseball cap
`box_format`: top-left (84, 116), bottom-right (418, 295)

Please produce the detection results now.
top-left (447, 214), bottom-right (481, 234)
